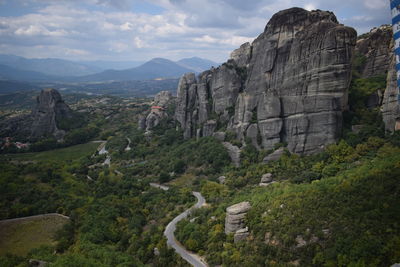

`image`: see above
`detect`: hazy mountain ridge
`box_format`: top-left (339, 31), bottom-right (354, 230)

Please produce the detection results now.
top-left (0, 54), bottom-right (218, 83)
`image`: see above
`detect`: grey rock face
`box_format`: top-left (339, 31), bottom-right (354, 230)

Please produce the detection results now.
top-left (213, 131), bottom-right (226, 141)
top-left (232, 8), bottom-right (356, 154)
top-left (225, 201), bottom-right (251, 234)
top-left (230, 42), bottom-right (252, 68)
top-left (382, 54), bottom-right (400, 131)
top-left (203, 120), bottom-right (217, 137)
top-left (355, 25), bottom-right (400, 132)
top-left (138, 91), bottom-right (173, 131)
top-left (0, 88), bottom-right (72, 141)
top-left (30, 88), bottom-right (72, 140)
top-left (218, 176), bottom-right (226, 184)
top-left (173, 8), bottom-right (356, 155)
top-left (222, 142), bottom-right (241, 167)
top-left (234, 227), bottom-right (249, 243)
top-left (261, 173), bottom-right (273, 183)
top-left (263, 148), bottom-right (285, 163)
top-left (153, 91), bottom-right (172, 106)
top-left (356, 25), bottom-right (392, 78)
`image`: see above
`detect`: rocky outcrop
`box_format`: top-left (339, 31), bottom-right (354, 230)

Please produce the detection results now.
top-left (0, 88), bottom-right (72, 140)
top-left (382, 54), bottom-right (400, 131)
top-left (138, 91), bottom-right (173, 132)
top-left (234, 227), bottom-right (249, 243)
top-left (263, 148), bottom-right (285, 163)
top-left (356, 25), bottom-right (392, 78)
top-left (30, 88), bottom-right (72, 140)
top-left (174, 8), bottom-right (357, 155)
top-left (354, 25), bottom-right (400, 132)
top-left (222, 142), bottom-right (241, 167)
top-left (225, 201), bottom-right (251, 234)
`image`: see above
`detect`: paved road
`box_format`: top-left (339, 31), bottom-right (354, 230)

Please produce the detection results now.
top-left (164, 191), bottom-right (208, 267)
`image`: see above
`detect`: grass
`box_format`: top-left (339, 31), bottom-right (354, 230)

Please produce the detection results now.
top-left (1, 142), bottom-right (100, 162)
top-left (0, 214), bottom-right (69, 256)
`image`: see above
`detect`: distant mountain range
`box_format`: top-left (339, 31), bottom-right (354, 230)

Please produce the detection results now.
top-left (76, 57), bottom-right (218, 82)
top-left (0, 54), bottom-right (219, 83)
top-left (0, 54), bottom-right (102, 77)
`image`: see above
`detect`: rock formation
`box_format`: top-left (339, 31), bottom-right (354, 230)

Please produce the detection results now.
top-left (382, 54), bottom-right (400, 131)
top-left (225, 201), bottom-right (251, 234)
top-left (30, 88), bottom-right (72, 140)
top-left (174, 8), bottom-right (357, 154)
top-left (0, 88), bottom-right (72, 140)
top-left (138, 91), bottom-right (173, 132)
top-left (354, 25), bottom-right (400, 132)
top-left (356, 25), bottom-right (393, 78)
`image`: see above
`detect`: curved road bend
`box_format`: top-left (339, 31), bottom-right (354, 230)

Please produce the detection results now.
top-left (164, 191), bottom-right (208, 267)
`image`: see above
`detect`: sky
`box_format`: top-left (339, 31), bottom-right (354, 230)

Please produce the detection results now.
top-left (0, 0), bottom-right (391, 63)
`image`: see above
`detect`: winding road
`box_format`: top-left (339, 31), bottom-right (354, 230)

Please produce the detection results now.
top-left (164, 191), bottom-right (208, 267)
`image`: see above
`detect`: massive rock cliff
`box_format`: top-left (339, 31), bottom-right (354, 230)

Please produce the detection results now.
top-left (0, 88), bottom-right (72, 140)
top-left (175, 8), bottom-right (357, 154)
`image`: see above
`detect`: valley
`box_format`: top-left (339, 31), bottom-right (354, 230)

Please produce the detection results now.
top-left (0, 4), bottom-right (399, 267)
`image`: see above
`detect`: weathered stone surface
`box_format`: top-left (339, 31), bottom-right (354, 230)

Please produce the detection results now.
top-left (222, 142), bottom-right (241, 167)
top-left (213, 131), bottom-right (226, 141)
top-left (173, 8), bottom-right (356, 155)
top-left (356, 25), bottom-right (392, 78)
top-left (153, 91), bottom-right (172, 106)
top-left (230, 42), bottom-right (252, 68)
top-left (225, 201), bottom-right (251, 234)
top-left (138, 91), bottom-right (173, 131)
top-left (138, 115), bottom-right (146, 130)
top-left (218, 176), bottom-right (226, 184)
top-left (356, 25), bottom-right (400, 132)
top-left (234, 227), bottom-right (249, 243)
top-left (30, 88), bottom-right (72, 140)
top-left (0, 88), bottom-right (72, 141)
top-left (263, 148), bottom-right (285, 163)
top-left (382, 53), bottom-right (400, 132)
top-left (260, 173), bottom-right (273, 183)
top-left (202, 120), bottom-right (217, 137)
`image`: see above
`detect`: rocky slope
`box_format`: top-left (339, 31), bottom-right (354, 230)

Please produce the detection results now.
top-left (0, 88), bottom-right (72, 140)
top-left (174, 8), bottom-right (357, 154)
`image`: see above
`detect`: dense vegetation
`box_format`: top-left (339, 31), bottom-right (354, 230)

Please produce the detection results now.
top-left (1, 48), bottom-right (400, 266)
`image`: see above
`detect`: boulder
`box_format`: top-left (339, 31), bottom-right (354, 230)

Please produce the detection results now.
top-left (234, 227), bottom-right (250, 243)
top-left (263, 148), bottom-right (285, 163)
top-left (218, 176), bottom-right (226, 184)
top-left (225, 201), bottom-right (251, 234)
top-left (222, 142), bottom-right (241, 167)
top-left (260, 173), bottom-right (273, 183)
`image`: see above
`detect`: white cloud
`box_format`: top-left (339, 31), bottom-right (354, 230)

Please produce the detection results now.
top-left (304, 3), bottom-right (316, 11)
top-left (0, 0), bottom-right (392, 62)
top-left (364, 0), bottom-right (386, 9)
